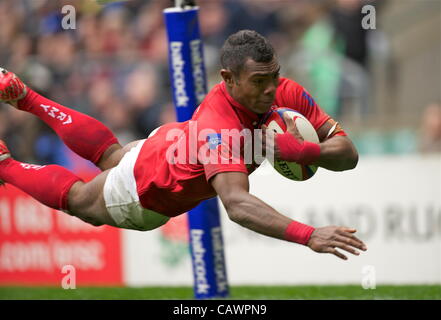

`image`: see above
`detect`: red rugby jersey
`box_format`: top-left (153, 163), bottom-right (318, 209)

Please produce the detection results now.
top-left (133, 78), bottom-right (344, 217)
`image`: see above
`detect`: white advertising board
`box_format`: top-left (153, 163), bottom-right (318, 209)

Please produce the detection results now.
top-left (123, 155), bottom-right (441, 286)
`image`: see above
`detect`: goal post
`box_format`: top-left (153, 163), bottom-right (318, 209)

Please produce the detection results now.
top-left (163, 0), bottom-right (229, 299)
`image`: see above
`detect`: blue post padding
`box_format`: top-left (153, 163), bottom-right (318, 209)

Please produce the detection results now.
top-left (188, 198), bottom-right (229, 299)
top-left (164, 7), bottom-right (229, 299)
top-left (164, 7), bottom-right (207, 122)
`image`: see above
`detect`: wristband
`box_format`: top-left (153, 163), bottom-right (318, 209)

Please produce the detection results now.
top-left (275, 132), bottom-right (321, 165)
top-left (284, 220), bottom-right (315, 245)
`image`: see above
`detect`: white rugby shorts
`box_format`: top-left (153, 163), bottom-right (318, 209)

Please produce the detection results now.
top-left (103, 135), bottom-right (169, 231)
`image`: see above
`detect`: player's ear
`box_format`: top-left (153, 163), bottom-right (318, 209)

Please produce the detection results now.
top-left (220, 69), bottom-right (234, 87)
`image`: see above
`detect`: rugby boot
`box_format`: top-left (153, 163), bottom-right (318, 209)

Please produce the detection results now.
top-left (0, 67), bottom-right (27, 108)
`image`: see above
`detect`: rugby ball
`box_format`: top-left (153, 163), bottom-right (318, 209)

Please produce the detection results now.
top-left (263, 108), bottom-right (319, 181)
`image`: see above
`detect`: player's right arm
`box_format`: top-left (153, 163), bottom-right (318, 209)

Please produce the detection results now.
top-left (212, 171), bottom-right (293, 240)
top-left (211, 171), bottom-right (367, 260)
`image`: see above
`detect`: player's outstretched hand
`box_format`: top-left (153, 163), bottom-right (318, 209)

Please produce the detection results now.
top-left (306, 226), bottom-right (367, 260)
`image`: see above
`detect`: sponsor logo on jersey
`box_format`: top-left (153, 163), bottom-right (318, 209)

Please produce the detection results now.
top-left (302, 90), bottom-right (315, 107)
top-left (207, 133), bottom-right (222, 150)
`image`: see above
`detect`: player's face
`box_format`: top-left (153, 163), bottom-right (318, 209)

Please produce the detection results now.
top-left (231, 58), bottom-right (280, 114)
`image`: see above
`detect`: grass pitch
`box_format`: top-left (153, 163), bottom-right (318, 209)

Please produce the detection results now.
top-left (0, 285), bottom-right (440, 300)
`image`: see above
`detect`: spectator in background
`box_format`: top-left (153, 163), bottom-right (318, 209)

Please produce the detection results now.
top-left (0, 0), bottom-right (172, 164)
top-left (0, 110), bottom-right (10, 142)
top-left (0, 0), bottom-right (384, 164)
top-left (331, 0), bottom-right (369, 67)
top-left (330, 0), bottom-right (379, 119)
top-left (124, 64), bottom-right (163, 140)
top-left (284, 0), bottom-right (344, 118)
top-left (419, 103), bottom-right (441, 153)
top-left (223, 0), bottom-right (282, 38)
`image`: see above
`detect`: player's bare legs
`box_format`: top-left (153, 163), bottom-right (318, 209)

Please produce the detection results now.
top-left (67, 140), bottom-right (143, 226)
top-left (97, 140), bottom-right (141, 171)
top-left (0, 67), bottom-right (141, 227)
top-left (67, 171), bottom-right (115, 226)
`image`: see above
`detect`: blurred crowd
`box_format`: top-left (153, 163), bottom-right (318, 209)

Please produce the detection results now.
top-left (0, 0), bottom-right (438, 167)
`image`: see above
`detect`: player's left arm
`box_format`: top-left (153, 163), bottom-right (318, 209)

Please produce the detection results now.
top-left (312, 118), bottom-right (359, 171)
top-left (271, 79), bottom-right (358, 171)
top-left (264, 115), bottom-right (358, 171)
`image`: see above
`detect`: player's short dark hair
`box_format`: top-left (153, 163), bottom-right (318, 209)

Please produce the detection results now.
top-left (220, 30), bottom-right (275, 75)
